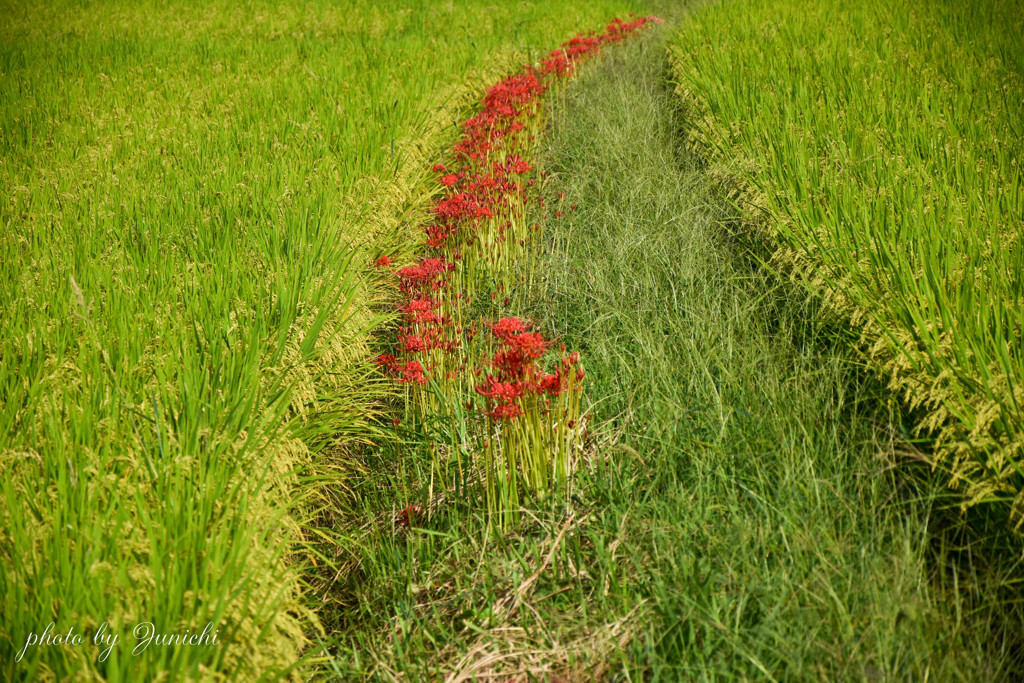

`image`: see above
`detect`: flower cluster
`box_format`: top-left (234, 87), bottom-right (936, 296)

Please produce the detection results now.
top-left (373, 16), bottom-right (658, 525)
top-left (473, 317), bottom-right (584, 422)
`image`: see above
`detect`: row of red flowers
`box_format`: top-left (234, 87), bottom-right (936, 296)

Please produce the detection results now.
top-left (373, 16), bottom-right (660, 522)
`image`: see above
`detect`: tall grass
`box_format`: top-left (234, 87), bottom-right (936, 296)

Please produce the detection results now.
top-left (669, 0), bottom-right (1024, 527)
top-left (0, 1), bottom-right (639, 679)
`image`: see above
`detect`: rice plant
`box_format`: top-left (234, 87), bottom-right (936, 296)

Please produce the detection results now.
top-left (670, 0), bottom-right (1024, 528)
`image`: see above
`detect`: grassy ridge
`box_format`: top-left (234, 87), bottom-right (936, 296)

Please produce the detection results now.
top-left (668, 0), bottom-right (1024, 526)
top-left (0, 1), bottom-right (639, 679)
top-left (312, 28), bottom-right (1021, 679)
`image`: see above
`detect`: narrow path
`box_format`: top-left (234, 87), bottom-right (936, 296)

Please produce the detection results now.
top-left (525, 24), bottom-right (1011, 680)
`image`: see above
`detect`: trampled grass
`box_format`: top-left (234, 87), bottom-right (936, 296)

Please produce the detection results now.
top-left (0, 1), bottom-right (640, 679)
top-left (669, 0), bottom-right (1024, 527)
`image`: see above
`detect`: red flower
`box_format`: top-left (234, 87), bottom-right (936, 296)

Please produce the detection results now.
top-left (506, 331), bottom-right (547, 359)
top-left (401, 334), bottom-right (425, 353)
top-left (539, 373), bottom-right (563, 396)
top-left (400, 297), bottom-right (440, 324)
top-left (425, 223), bottom-right (455, 248)
top-left (397, 258), bottom-right (455, 294)
top-left (505, 154), bottom-right (532, 174)
top-left (376, 17), bottom-right (638, 429)
top-left (396, 503), bottom-right (423, 527)
top-left (488, 401), bottom-right (523, 421)
top-left (398, 360), bottom-right (427, 384)
top-left (492, 348), bottom-right (527, 380)
top-left (489, 316), bottom-right (529, 341)
top-left (475, 376), bottom-right (524, 403)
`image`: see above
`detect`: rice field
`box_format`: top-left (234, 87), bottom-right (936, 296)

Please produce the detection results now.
top-left (670, 0), bottom-right (1024, 524)
top-left (2, 0), bottom-right (1023, 679)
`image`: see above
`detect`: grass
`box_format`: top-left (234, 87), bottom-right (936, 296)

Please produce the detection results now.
top-left (0, 1), bottom-right (641, 679)
top-left (314, 25), bottom-right (1024, 680)
top-left (668, 0), bottom-right (1024, 528)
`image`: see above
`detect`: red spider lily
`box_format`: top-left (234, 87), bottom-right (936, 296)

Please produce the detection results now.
top-left (491, 348), bottom-right (528, 380)
top-left (488, 401), bottom-right (523, 421)
top-left (400, 333), bottom-right (425, 354)
top-left (474, 375), bottom-right (528, 421)
top-left (434, 193), bottom-right (489, 222)
top-left (506, 331), bottom-right (547, 359)
top-left (475, 376), bottom-right (524, 403)
top-left (396, 503), bottom-right (423, 527)
top-left (401, 297), bottom-right (435, 312)
top-left (539, 373), bottom-right (563, 396)
top-left (488, 316), bottom-right (529, 341)
top-left (425, 223), bottom-right (456, 248)
top-left (498, 154), bottom-right (531, 175)
top-left (397, 258), bottom-right (455, 294)
top-left (397, 360), bottom-right (427, 384)
top-left (376, 255), bottom-right (393, 268)
top-left (400, 297), bottom-right (441, 324)
top-left (441, 173), bottom-right (459, 187)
